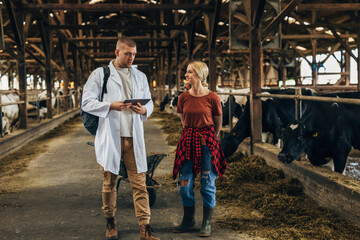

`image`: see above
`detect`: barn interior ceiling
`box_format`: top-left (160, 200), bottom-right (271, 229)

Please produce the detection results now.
top-left (1, 0), bottom-right (360, 89)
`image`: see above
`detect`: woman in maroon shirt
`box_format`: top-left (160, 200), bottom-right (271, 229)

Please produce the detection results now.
top-left (172, 61), bottom-right (226, 237)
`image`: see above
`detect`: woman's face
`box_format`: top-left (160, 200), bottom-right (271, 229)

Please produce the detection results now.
top-left (185, 64), bottom-right (200, 85)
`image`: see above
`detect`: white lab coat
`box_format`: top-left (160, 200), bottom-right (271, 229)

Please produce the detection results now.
top-left (81, 60), bottom-right (154, 175)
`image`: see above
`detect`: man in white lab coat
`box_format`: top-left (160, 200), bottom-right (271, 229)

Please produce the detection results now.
top-left (81, 37), bottom-right (159, 240)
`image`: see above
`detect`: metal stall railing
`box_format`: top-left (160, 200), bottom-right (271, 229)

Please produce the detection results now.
top-left (217, 89), bottom-right (360, 135)
top-left (0, 92), bottom-right (78, 138)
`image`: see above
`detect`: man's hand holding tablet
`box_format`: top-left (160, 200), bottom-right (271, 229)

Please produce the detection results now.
top-left (123, 99), bottom-right (150, 115)
top-left (123, 99), bottom-right (151, 105)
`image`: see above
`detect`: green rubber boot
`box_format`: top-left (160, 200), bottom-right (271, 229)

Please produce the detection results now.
top-left (199, 207), bottom-right (213, 237)
top-left (173, 206), bottom-right (196, 233)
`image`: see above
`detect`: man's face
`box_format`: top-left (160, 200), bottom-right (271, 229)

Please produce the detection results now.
top-left (115, 45), bottom-right (137, 68)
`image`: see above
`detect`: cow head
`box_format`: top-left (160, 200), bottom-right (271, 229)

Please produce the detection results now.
top-left (220, 131), bottom-right (241, 158)
top-left (278, 121), bottom-right (319, 163)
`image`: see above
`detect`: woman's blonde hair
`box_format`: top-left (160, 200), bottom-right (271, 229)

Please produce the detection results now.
top-left (189, 61), bottom-right (209, 87)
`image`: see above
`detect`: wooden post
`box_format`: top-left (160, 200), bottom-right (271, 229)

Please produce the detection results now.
top-left (175, 35), bottom-right (181, 92)
top-left (33, 75), bottom-right (38, 89)
top-left (229, 94), bottom-right (233, 131)
top-left (5, 0), bottom-right (27, 128)
top-left (249, 0), bottom-right (263, 153)
top-left (39, 17), bottom-right (53, 119)
top-left (8, 70), bottom-right (13, 90)
top-left (282, 66), bottom-right (287, 86)
top-left (295, 88), bottom-right (302, 120)
top-left (71, 44), bottom-right (79, 108)
top-left (357, 32), bottom-right (360, 91)
top-left (18, 39), bottom-right (27, 129)
top-left (345, 36), bottom-right (350, 86)
top-left (209, 47), bottom-right (217, 91)
top-left (311, 39), bottom-right (318, 90)
top-left (207, 0), bottom-right (222, 91)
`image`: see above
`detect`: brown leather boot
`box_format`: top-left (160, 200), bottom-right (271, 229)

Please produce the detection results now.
top-left (105, 217), bottom-right (118, 240)
top-left (140, 224), bottom-right (160, 240)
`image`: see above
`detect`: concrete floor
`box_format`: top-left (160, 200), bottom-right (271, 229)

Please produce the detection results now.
top-left (0, 117), bottom-right (259, 240)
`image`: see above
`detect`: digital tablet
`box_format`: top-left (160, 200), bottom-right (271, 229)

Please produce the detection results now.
top-left (123, 98), bottom-right (151, 105)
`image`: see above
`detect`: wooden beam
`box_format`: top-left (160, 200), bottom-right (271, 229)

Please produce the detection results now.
top-left (287, 41), bottom-right (312, 66)
top-left (282, 34), bottom-right (357, 40)
top-left (48, 24), bottom-right (186, 31)
top-left (25, 48), bottom-right (45, 67)
top-left (29, 43), bottom-right (62, 71)
top-left (25, 3), bottom-right (213, 12)
top-left (4, 0), bottom-right (23, 48)
top-left (320, 42), bottom-right (341, 64)
top-left (329, 27), bottom-right (358, 63)
top-left (0, 9), bottom-right (5, 51)
top-left (253, 0), bottom-right (266, 29)
top-left (234, 13), bottom-right (248, 25)
top-left (70, 36), bottom-right (175, 41)
top-left (296, 3), bottom-right (360, 11)
top-left (262, 0), bottom-right (302, 41)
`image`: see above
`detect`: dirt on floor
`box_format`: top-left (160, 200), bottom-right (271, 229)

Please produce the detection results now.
top-left (0, 116), bottom-right (82, 195)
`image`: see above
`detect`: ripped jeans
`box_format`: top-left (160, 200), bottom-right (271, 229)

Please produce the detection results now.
top-left (177, 145), bottom-right (218, 208)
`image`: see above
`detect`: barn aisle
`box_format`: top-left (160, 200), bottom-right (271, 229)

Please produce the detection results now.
top-left (0, 116), bottom-right (249, 240)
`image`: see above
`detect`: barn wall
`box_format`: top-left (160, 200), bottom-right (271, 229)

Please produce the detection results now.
top-left (238, 140), bottom-right (360, 226)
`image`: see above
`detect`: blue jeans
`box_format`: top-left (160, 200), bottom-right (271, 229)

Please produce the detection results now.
top-left (177, 145), bottom-right (218, 208)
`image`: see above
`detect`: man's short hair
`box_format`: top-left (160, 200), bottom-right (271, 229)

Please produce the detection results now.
top-left (116, 36), bottom-right (136, 49)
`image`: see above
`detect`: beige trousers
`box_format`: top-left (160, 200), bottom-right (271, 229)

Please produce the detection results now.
top-left (100, 137), bottom-right (150, 225)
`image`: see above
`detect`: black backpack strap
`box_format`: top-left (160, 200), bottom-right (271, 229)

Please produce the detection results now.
top-left (100, 66), bottom-right (110, 101)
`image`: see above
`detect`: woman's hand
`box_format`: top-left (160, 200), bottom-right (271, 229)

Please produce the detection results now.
top-left (213, 115), bottom-right (222, 137)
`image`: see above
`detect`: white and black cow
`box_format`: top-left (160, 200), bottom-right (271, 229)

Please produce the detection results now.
top-left (278, 92), bottom-right (360, 173)
top-left (29, 90), bottom-right (57, 119)
top-left (159, 92), bottom-right (182, 111)
top-left (221, 95), bottom-right (243, 127)
top-left (220, 88), bottom-right (314, 158)
top-left (169, 94), bottom-right (180, 109)
top-left (1, 93), bottom-right (20, 134)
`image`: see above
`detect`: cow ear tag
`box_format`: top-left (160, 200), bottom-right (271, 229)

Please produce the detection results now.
top-left (312, 132), bottom-right (318, 138)
top-left (232, 132), bottom-right (236, 136)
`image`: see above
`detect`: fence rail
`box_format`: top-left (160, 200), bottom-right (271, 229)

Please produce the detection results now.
top-left (0, 93), bottom-right (78, 137)
top-left (216, 89), bottom-right (360, 131)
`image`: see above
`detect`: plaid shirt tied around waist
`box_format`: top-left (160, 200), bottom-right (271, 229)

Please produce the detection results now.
top-left (172, 125), bottom-right (227, 179)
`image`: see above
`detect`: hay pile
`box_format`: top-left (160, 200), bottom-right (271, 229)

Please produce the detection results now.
top-left (150, 106), bottom-right (183, 146)
top-left (216, 151), bottom-right (360, 239)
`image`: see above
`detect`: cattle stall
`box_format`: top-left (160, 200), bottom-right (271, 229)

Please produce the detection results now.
top-left (221, 89), bottom-right (360, 225)
top-left (0, 90), bottom-right (80, 158)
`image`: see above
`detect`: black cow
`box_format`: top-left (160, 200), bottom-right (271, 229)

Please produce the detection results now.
top-left (220, 88), bottom-right (313, 158)
top-left (159, 94), bottom-right (169, 111)
top-left (278, 92), bottom-right (360, 173)
top-left (222, 95), bottom-right (243, 127)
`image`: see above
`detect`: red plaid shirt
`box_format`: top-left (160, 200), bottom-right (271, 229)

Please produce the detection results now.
top-left (172, 125), bottom-right (227, 179)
